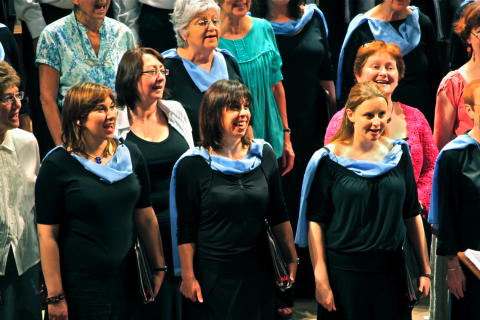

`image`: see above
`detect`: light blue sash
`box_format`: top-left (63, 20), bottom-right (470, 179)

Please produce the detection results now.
top-left (295, 139), bottom-right (409, 247)
top-left (162, 48), bottom-right (234, 92)
top-left (427, 134), bottom-right (477, 229)
top-left (169, 139), bottom-right (269, 276)
top-left (269, 4), bottom-right (328, 36)
top-left (0, 23), bottom-right (6, 61)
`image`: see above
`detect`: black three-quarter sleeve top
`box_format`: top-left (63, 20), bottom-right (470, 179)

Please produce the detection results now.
top-left (175, 145), bottom-right (289, 263)
top-left (306, 144), bottom-right (420, 253)
top-left (35, 141), bottom-right (151, 274)
top-left (436, 145), bottom-right (480, 256)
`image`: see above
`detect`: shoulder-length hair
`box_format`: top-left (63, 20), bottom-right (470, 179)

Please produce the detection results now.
top-left (199, 79), bottom-right (252, 150)
top-left (454, 1), bottom-right (480, 46)
top-left (354, 40), bottom-right (405, 80)
top-left (116, 47), bottom-right (165, 110)
top-left (250, 0), bottom-right (303, 20)
top-left (62, 82), bottom-right (117, 154)
top-left (329, 81), bottom-right (388, 144)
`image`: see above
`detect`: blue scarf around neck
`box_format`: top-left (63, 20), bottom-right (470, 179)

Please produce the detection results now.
top-left (269, 4), bottom-right (328, 36)
top-left (162, 48), bottom-right (233, 92)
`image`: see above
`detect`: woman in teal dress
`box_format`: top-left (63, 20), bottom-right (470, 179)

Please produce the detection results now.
top-left (218, 0), bottom-right (294, 175)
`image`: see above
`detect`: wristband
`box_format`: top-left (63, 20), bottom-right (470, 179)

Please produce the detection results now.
top-left (290, 258), bottom-right (300, 265)
top-left (46, 293), bottom-right (66, 305)
top-left (420, 273), bottom-right (433, 280)
top-left (283, 128), bottom-right (291, 133)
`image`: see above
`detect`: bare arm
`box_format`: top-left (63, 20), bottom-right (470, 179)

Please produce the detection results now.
top-left (37, 224), bottom-right (68, 319)
top-left (433, 90), bottom-right (456, 150)
top-left (272, 221), bottom-right (298, 282)
top-left (39, 64), bottom-right (63, 146)
top-left (178, 243), bottom-right (203, 303)
top-left (135, 206), bottom-right (165, 296)
top-left (272, 81), bottom-right (294, 175)
top-left (308, 221), bottom-right (336, 311)
top-left (320, 80), bottom-right (337, 120)
top-left (405, 215), bottom-right (431, 297)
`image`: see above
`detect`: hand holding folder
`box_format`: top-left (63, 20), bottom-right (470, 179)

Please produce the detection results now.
top-left (457, 249), bottom-right (480, 280)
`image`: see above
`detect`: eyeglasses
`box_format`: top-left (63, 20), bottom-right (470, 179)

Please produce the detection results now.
top-left (0, 91), bottom-right (24, 105)
top-left (193, 19), bottom-right (221, 28)
top-left (141, 69), bottom-right (170, 77)
top-left (472, 32), bottom-right (480, 40)
top-left (92, 103), bottom-right (117, 113)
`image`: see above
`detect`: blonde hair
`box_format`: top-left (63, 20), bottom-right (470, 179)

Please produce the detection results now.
top-left (329, 82), bottom-right (388, 144)
top-left (0, 61), bottom-right (20, 94)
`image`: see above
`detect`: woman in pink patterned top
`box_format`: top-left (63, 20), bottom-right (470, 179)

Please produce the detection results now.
top-left (325, 41), bottom-right (437, 212)
top-left (434, 2), bottom-right (478, 150)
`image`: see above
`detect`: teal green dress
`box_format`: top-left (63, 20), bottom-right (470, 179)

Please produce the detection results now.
top-left (219, 17), bottom-right (284, 158)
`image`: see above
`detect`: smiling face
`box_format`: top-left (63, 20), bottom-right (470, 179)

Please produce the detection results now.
top-left (183, 8), bottom-right (220, 51)
top-left (81, 96), bottom-right (116, 142)
top-left (221, 100), bottom-right (251, 140)
top-left (72, 0), bottom-right (110, 20)
top-left (0, 86), bottom-right (21, 136)
top-left (137, 54), bottom-right (167, 103)
top-left (347, 97), bottom-right (388, 141)
top-left (355, 52), bottom-right (399, 98)
top-left (220, 0), bottom-right (251, 17)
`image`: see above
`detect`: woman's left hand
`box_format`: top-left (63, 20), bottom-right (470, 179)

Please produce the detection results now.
top-left (288, 261), bottom-right (298, 283)
top-left (281, 137), bottom-right (295, 176)
top-left (418, 276), bottom-right (431, 298)
top-left (152, 271), bottom-right (166, 297)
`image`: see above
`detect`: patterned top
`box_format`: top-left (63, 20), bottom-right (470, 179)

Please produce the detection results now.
top-left (0, 129), bottom-right (40, 275)
top-left (436, 70), bottom-right (473, 138)
top-left (219, 18), bottom-right (284, 158)
top-left (36, 12), bottom-right (135, 107)
top-left (324, 103), bottom-right (438, 211)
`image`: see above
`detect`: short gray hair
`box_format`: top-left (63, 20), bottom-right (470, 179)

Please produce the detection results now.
top-left (171, 0), bottom-right (221, 48)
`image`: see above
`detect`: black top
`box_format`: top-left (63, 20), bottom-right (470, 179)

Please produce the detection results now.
top-left (175, 145), bottom-right (289, 263)
top-left (307, 144), bottom-right (420, 253)
top-left (164, 53), bottom-right (243, 144)
top-left (35, 142), bottom-right (151, 274)
top-left (436, 144), bottom-right (480, 256)
top-left (340, 13), bottom-right (441, 126)
top-left (0, 26), bottom-right (29, 115)
top-left (126, 125), bottom-right (189, 223)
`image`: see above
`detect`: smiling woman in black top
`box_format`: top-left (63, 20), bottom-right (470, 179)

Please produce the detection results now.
top-left (35, 82), bottom-right (166, 320)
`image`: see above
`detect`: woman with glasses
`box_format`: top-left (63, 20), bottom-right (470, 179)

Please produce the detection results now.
top-left (36, 0), bottom-right (135, 147)
top-left (116, 47), bottom-right (194, 320)
top-left (0, 61), bottom-right (41, 320)
top-left (35, 82), bottom-right (166, 320)
top-left (162, 0), bottom-right (243, 144)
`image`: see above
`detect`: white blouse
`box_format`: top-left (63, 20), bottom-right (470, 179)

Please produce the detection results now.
top-left (0, 128), bottom-right (40, 276)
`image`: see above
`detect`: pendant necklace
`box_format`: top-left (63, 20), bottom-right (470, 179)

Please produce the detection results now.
top-left (85, 153), bottom-right (103, 164)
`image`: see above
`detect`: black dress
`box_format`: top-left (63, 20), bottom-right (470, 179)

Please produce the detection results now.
top-left (164, 53), bottom-right (243, 144)
top-left (340, 12), bottom-right (441, 127)
top-left (274, 11), bottom-right (334, 229)
top-left (175, 145), bottom-right (289, 320)
top-left (307, 144), bottom-right (420, 320)
top-left (126, 126), bottom-right (189, 320)
top-left (35, 142), bottom-right (151, 320)
top-left (436, 143), bottom-right (480, 320)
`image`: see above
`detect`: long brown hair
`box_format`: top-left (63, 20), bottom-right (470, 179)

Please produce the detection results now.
top-left (329, 81), bottom-right (388, 144)
top-left (62, 82), bottom-right (118, 155)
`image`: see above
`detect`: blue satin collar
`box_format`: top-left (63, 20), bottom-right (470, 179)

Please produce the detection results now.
top-left (44, 143), bottom-right (133, 184)
top-left (162, 48), bottom-right (233, 92)
top-left (428, 134), bottom-right (478, 229)
top-left (269, 4), bottom-right (328, 36)
top-left (295, 139), bottom-right (409, 247)
top-left (169, 139), bottom-right (269, 275)
top-left (336, 6), bottom-right (421, 97)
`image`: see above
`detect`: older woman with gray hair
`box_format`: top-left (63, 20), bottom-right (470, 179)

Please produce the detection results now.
top-left (162, 0), bottom-right (243, 144)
